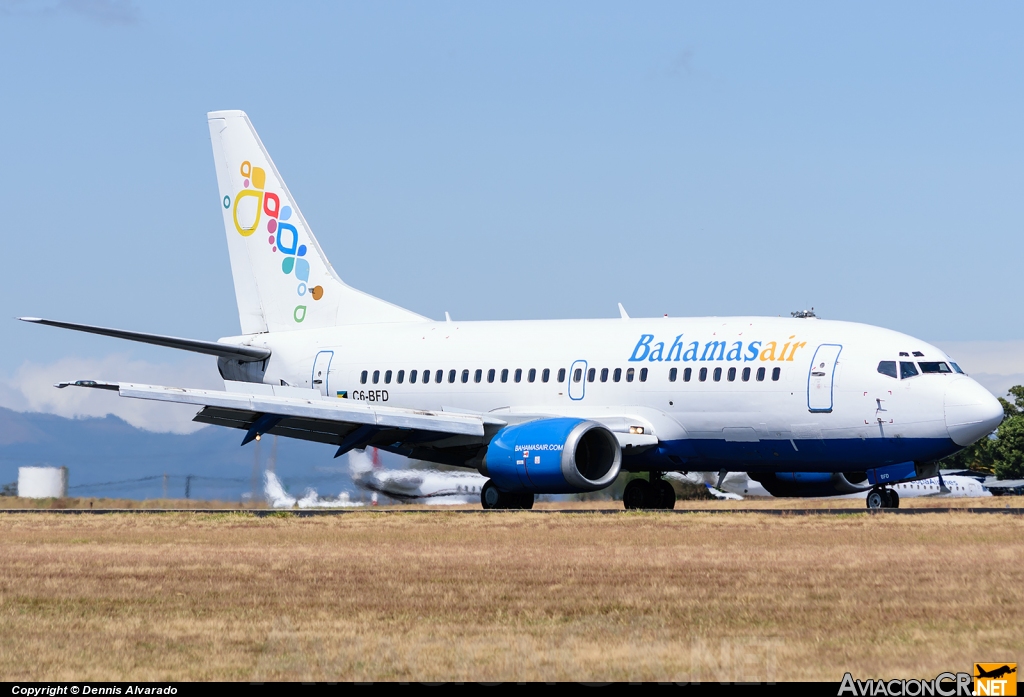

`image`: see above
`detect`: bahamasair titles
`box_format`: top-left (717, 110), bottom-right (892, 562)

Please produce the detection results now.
top-left (21, 111), bottom-right (1004, 510)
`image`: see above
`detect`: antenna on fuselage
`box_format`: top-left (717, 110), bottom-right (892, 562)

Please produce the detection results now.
top-left (618, 303), bottom-right (629, 320)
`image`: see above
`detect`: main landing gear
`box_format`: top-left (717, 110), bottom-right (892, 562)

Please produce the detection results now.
top-left (480, 480), bottom-right (534, 510)
top-left (622, 474), bottom-right (676, 510)
top-left (865, 487), bottom-right (900, 509)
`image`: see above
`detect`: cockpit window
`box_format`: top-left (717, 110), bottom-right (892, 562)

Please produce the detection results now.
top-left (877, 361), bottom-right (898, 379)
top-left (899, 361), bottom-right (919, 379)
top-left (919, 362), bottom-right (952, 374)
top-left (950, 362), bottom-right (965, 375)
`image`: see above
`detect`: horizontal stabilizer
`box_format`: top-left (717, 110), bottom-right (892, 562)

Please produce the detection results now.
top-left (20, 317), bottom-right (271, 361)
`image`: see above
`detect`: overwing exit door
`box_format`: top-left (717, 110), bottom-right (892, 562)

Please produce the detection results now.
top-left (312, 350), bottom-right (333, 396)
top-left (807, 344), bottom-right (842, 413)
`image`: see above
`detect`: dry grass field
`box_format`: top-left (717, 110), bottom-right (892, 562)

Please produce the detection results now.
top-left (2, 493), bottom-right (1021, 510)
top-left (1, 509), bottom-right (1021, 682)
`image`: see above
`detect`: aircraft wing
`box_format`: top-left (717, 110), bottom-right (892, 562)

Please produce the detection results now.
top-left (56, 379), bottom-right (506, 459)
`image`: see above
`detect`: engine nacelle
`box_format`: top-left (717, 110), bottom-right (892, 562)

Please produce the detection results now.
top-left (479, 418), bottom-right (622, 494)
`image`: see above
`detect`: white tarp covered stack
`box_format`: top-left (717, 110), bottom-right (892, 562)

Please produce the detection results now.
top-left (18, 466), bottom-right (68, 498)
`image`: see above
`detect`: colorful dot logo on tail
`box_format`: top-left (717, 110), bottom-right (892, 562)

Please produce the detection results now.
top-left (230, 160), bottom-right (326, 323)
top-left (233, 161), bottom-right (268, 237)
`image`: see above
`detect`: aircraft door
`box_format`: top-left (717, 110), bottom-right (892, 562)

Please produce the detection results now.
top-left (312, 350), bottom-right (334, 396)
top-left (568, 360), bottom-right (587, 401)
top-left (807, 344), bottom-right (842, 412)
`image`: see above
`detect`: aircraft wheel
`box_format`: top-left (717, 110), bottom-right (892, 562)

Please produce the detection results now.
top-left (517, 492), bottom-right (535, 510)
top-left (866, 489), bottom-right (884, 510)
top-left (655, 479), bottom-right (676, 510)
top-left (888, 490), bottom-right (900, 509)
top-left (623, 478), bottom-right (651, 510)
top-left (481, 480), bottom-right (504, 509)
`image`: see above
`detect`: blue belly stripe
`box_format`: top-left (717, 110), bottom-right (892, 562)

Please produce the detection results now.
top-left (625, 437), bottom-right (960, 473)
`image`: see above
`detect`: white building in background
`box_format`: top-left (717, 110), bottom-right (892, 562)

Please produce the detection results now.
top-left (18, 466), bottom-right (68, 498)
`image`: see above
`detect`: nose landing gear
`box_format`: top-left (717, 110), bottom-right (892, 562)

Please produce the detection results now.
top-left (866, 487), bottom-right (900, 509)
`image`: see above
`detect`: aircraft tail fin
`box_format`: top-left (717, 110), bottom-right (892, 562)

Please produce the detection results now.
top-left (207, 111), bottom-right (425, 334)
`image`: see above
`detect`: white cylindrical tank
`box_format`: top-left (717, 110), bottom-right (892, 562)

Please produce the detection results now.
top-left (18, 466), bottom-right (69, 498)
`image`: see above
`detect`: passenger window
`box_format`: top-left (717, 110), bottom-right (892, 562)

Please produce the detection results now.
top-left (435, 369), bottom-right (443, 383)
top-left (713, 367), bottom-right (722, 382)
top-left (501, 369), bottom-right (509, 383)
top-left (613, 368), bottom-right (622, 382)
top-left (448, 369), bottom-right (457, 383)
top-left (558, 368), bottom-right (566, 382)
top-left (360, 370), bottom-right (368, 385)
top-left (727, 367), bottom-right (736, 382)
top-left (742, 367), bottom-right (750, 382)
top-left (588, 368), bottom-right (596, 382)
top-left (772, 367), bottom-right (781, 381)
top-left (900, 362), bottom-right (919, 379)
top-left (373, 370), bottom-right (380, 384)
top-left (515, 369), bottom-right (523, 383)
top-left (384, 370), bottom-right (392, 384)
top-left (626, 368), bottom-right (635, 383)
top-left (410, 370), bottom-right (418, 383)
top-left (669, 367), bottom-right (677, 382)
top-left (699, 367), bottom-right (707, 382)
top-left (756, 367), bottom-right (765, 381)
top-left (397, 370), bottom-right (405, 384)
top-left (601, 368), bottom-right (609, 382)
top-left (877, 361), bottom-right (898, 379)
top-left (951, 362), bottom-right (965, 375)
top-left (474, 369), bottom-right (483, 383)
top-left (542, 368), bottom-right (550, 383)
top-left (461, 369), bottom-right (469, 383)
top-left (919, 362), bottom-right (952, 374)
top-left (683, 367), bottom-right (692, 382)
top-left (639, 368), bottom-right (648, 382)
top-left (487, 368), bottom-right (495, 383)
top-left (528, 368), bottom-right (536, 383)
top-left (573, 368), bottom-right (582, 383)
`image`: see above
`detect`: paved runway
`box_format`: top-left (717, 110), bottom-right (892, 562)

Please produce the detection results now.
top-left (2, 507), bottom-right (1022, 516)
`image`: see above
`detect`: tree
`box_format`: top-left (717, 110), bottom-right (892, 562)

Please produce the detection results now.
top-left (993, 415), bottom-right (1024, 480)
top-left (942, 434), bottom-right (995, 474)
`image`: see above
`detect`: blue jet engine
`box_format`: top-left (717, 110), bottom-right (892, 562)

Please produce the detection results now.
top-left (479, 418), bottom-right (622, 494)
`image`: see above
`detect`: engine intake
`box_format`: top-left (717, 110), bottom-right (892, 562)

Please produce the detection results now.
top-left (480, 418), bottom-right (621, 493)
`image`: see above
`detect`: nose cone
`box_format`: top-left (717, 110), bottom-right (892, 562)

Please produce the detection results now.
top-left (945, 378), bottom-right (1004, 446)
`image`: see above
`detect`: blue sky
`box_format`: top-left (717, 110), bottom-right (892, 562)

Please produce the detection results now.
top-left (2, 1), bottom-right (1023, 429)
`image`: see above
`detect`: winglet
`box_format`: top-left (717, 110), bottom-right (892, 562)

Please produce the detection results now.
top-left (54, 380), bottom-right (120, 391)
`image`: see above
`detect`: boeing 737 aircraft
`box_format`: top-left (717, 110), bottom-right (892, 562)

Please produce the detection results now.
top-left (23, 111), bottom-right (1004, 510)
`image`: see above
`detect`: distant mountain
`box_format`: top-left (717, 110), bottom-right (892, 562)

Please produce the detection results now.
top-left (0, 407), bottom-right (356, 501)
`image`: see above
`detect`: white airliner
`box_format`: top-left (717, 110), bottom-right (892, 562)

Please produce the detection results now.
top-left (349, 449), bottom-right (487, 505)
top-left (24, 110), bottom-right (1004, 510)
top-left (671, 471), bottom-right (990, 504)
